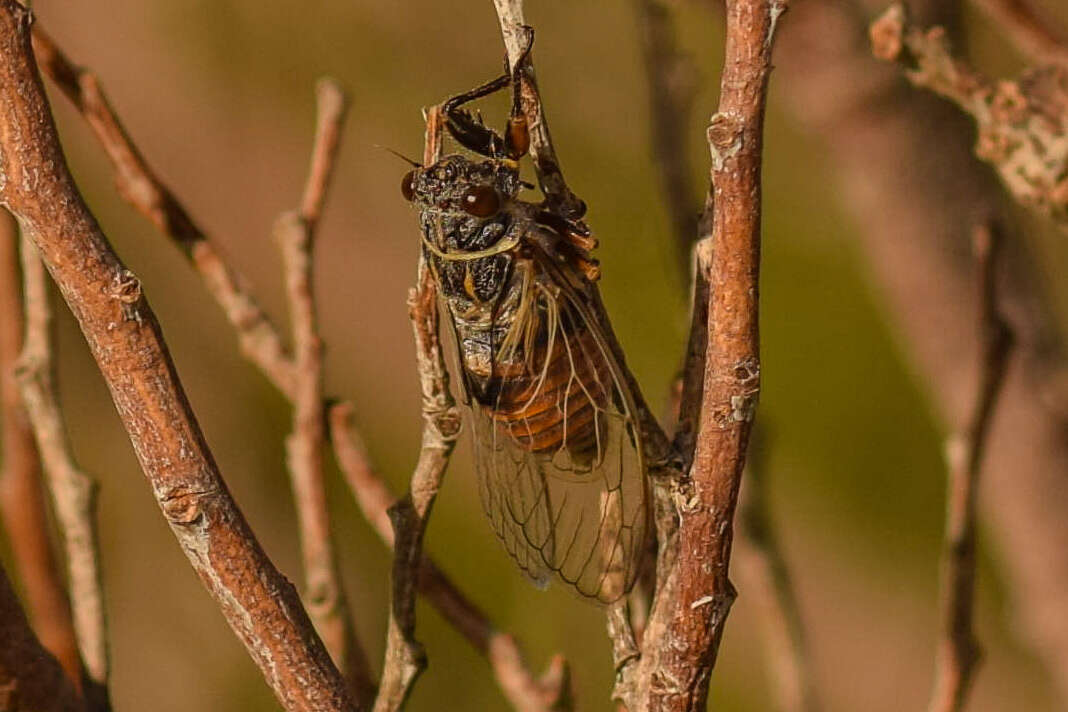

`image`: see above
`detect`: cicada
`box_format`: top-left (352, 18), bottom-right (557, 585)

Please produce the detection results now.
top-left (400, 37), bottom-right (649, 603)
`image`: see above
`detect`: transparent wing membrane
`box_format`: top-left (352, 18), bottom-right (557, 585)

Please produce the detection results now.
top-left (465, 264), bottom-right (649, 603)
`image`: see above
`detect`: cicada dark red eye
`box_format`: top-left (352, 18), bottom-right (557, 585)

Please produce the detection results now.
top-left (461, 185), bottom-right (500, 217)
top-left (401, 170), bottom-right (417, 201)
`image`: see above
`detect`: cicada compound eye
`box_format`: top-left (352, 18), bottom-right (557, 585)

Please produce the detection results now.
top-left (401, 170), bottom-right (417, 201)
top-left (461, 185), bottom-right (500, 217)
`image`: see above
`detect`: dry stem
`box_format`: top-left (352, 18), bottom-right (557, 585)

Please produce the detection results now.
top-left (0, 563), bottom-right (83, 712)
top-left (872, 3), bottom-right (1068, 227)
top-left (15, 234), bottom-right (110, 711)
top-left (735, 434), bottom-right (818, 712)
top-left (29, 27), bottom-right (297, 399)
top-left (927, 224), bottom-right (1015, 712)
top-left (0, 209), bottom-right (84, 694)
top-left (624, 1), bottom-right (786, 709)
top-left (0, 4), bottom-right (355, 709)
top-left (492, 0), bottom-right (586, 220)
top-left (969, 0), bottom-right (1068, 68)
top-left (329, 403), bottom-right (573, 712)
top-left (372, 258), bottom-right (461, 712)
top-left (277, 79), bottom-right (374, 705)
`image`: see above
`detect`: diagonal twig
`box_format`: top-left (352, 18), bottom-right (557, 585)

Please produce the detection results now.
top-left (15, 233), bottom-right (110, 712)
top-left (0, 208), bottom-right (84, 694)
top-left (927, 222), bottom-right (1015, 712)
top-left (29, 27), bottom-right (297, 399)
top-left (276, 79), bottom-right (375, 706)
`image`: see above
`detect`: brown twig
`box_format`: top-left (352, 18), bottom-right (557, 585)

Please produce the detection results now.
top-left (277, 79), bottom-right (375, 705)
top-left (872, 3), bottom-right (1068, 228)
top-left (491, 0), bottom-right (587, 220)
top-left (15, 234), bottom-right (110, 711)
top-left (735, 432), bottom-right (819, 712)
top-left (0, 209), bottom-right (84, 693)
top-left (0, 4), bottom-right (355, 709)
top-left (29, 26), bottom-right (297, 399)
top-left (372, 254), bottom-right (462, 712)
top-left (928, 223), bottom-right (1015, 712)
top-left (622, 1), bottom-right (786, 709)
top-left (634, 0), bottom-right (701, 276)
top-left (969, 0), bottom-right (1068, 68)
top-left (0, 562), bottom-right (83, 712)
top-left (330, 403), bottom-right (573, 712)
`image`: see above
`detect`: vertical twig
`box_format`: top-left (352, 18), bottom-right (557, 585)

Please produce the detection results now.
top-left (0, 563), bottom-right (83, 712)
top-left (373, 252), bottom-right (462, 712)
top-left (634, 0), bottom-right (701, 276)
top-left (277, 79), bottom-right (375, 705)
top-left (0, 5), bottom-right (356, 709)
top-left (0, 208), bottom-right (84, 692)
top-left (329, 403), bottom-right (574, 712)
top-left (15, 234), bottom-right (110, 711)
top-left (734, 433), bottom-right (819, 712)
top-left (928, 223), bottom-right (1014, 712)
top-left (630, 1), bottom-right (786, 709)
top-left (491, 0), bottom-right (587, 220)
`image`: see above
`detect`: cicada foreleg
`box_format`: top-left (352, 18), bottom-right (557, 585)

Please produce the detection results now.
top-left (444, 27), bottom-right (533, 161)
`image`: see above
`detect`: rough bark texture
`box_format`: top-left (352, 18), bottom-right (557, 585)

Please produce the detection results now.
top-left (624, 1), bottom-right (786, 709)
top-left (0, 4), bottom-right (355, 710)
top-left (775, 1), bottom-right (1068, 703)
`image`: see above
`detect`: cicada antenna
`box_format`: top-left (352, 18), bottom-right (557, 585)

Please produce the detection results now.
top-left (375, 145), bottom-right (422, 168)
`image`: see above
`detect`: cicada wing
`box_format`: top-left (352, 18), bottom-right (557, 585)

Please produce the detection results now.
top-left (468, 264), bottom-right (649, 603)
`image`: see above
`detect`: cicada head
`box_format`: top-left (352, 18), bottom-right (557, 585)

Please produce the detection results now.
top-left (401, 154), bottom-right (520, 217)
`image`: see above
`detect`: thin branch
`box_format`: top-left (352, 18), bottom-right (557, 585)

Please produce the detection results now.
top-left (0, 5), bottom-right (355, 709)
top-left (969, 0), bottom-right (1068, 68)
top-left (928, 223), bottom-right (1015, 712)
top-left (372, 253), bottom-right (462, 712)
top-left (277, 79), bottom-right (375, 706)
top-left (15, 234), bottom-right (110, 712)
top-left (330, 404), bottom-right (573, 712)
top-left (491, 0), bottom-right (586, 220)
top-left (0, 562), bottom-right (83, 712)
top-left (735, 433), bottom-right (819, 712)
top-left (634, 0), bottom-right (701, 276)
top-left (0, 209), bottom-right (83, 693)
top-left (29, 26), bottom-right (297, 399)
top-left (871, 4), bottom-right (1068, 228)
top-left (626, 0), bottom-right (786, 709)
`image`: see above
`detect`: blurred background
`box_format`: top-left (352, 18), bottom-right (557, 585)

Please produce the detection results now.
top-left (3, 0), bottom-right (1068, 710)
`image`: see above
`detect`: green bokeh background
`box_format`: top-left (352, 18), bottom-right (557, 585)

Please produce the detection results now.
top-left (3, 1), bottom-right (1066, 710)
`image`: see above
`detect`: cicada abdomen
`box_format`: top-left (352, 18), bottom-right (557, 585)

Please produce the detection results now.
top-left (401, 38), bottom-right (649, 603)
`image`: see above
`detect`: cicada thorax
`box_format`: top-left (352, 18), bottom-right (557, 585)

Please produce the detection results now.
top-left (423, 203), bottom-right (610, 470)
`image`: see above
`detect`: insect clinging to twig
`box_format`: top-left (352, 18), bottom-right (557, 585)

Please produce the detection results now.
top-left (401, 30), bottom-right (649, 603)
